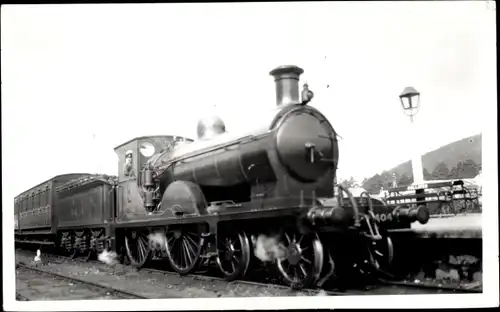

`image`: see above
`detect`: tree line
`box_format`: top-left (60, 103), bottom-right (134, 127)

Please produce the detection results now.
top-left (338, 159), bottom-right (481, 194)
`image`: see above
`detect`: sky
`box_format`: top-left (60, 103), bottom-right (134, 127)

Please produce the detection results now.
top-left (1, 2), bottom-right (496, 209)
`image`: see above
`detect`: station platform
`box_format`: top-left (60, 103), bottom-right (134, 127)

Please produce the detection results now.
top-left (390, 213), bottom-right (482, 238)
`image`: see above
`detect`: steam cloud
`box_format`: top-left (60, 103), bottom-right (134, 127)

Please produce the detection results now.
top-left (148, 232), bottom-right (167, 251)
top-left (98, 250), bottom-right (118, 267)
top-left (251, 234), bottom-right (287, 263)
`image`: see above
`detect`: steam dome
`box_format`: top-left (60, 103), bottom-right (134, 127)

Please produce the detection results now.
top-left (196, 115), bottom-right (226, 140)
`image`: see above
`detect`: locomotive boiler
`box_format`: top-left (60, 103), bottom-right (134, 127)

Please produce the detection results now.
top-left (15, 64), bottom-right (430, 290)
top-left (140, 65), bottom-right (338, 216)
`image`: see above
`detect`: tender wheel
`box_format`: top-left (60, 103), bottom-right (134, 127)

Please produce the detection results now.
top-left (124, 230), bottom-right (152, 268)
top-left (216, 231), bottom-right (251, 281)
top-left (276, 230), bottom-right (324, 289)
top-left (76, 231), bottom-right (93, 261)
top-left (68, 233), bottom-right (78, 259)
top-left (365, 236), bottom-right (394, 276)
top-left (84, 232), bottom-right (97, 262)
top-left (165, 224), bottom-right (203, 275)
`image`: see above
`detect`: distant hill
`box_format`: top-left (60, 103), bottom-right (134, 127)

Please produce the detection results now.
top-left (361, 133), bottom-right (482, 193)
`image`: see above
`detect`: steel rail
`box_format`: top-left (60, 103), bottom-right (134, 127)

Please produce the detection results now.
top-left (377, 279), bottom-right (482, 293)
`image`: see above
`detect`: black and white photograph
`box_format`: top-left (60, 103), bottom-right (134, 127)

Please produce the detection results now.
top-left (2, 1), bottom-right (498, 310)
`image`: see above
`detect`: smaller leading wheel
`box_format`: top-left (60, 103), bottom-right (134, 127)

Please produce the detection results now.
top-left (216, 231), bottom-right (251, 281)
top-left (124, 230), bottom-right (152, 268)
top-left (276, 229), bottom-right (324, 289)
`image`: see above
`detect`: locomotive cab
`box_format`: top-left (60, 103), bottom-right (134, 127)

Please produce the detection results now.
top-left (113, 135), bottom-right (194, 216)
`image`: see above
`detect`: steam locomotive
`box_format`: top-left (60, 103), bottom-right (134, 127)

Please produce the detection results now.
top-left (14, 65), bottom-right (429, 289)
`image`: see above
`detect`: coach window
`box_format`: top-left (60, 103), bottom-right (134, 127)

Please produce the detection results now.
top-left (27, 193), bottom-right (32, 211)
top-left (40, 190), bottom-right (46, 207)
top-left (45, 186), bottom-right (51, 206)
top-left (35, 191), bottom-right (40, 209)
top-left (22, 197), bottom-right (26, 213)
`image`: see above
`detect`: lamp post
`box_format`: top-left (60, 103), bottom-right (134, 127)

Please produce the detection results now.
top-left (399, 86), bottom-right (424, 185)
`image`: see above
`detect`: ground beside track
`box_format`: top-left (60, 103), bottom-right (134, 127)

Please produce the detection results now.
top-left (15, 251), bottom-right (322, 298)
top-left (15, 249), bottom-right (480, 299)
top-left (16, 264), bottom-right (144, 300)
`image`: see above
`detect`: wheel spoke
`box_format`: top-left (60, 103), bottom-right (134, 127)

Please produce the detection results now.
top-left (185, 231), bottom-right (198, 238)
top-left (301, 256), bottom-right (312, 264)
top-left (232, 254), bottom-right (240, 263)
top-left (297, 235), bottom-right (303, 246)
top-left (180, 241), bottom-right (186, 268)
top-left (137, 239), bottom-right (145, 261)
top-left (185, 234), bottom-right (199, 249)
top-left (299, 263), bottom-right (307, 276)
top-left (167, 237), bottom-right (174, 246)
top-left (285, 233), bottom-right (291, 244)
top-left (182, 239), bottom-right (194, 264)
top-left (139, 237), bottom-right (148, 260)
top-left (185, 238), bottom-right (197, 258)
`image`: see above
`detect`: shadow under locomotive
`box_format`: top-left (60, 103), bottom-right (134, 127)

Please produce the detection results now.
top-left (14, 64), bottom-right (429, 290)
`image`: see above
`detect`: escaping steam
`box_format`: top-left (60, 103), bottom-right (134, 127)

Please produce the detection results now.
top-left (251, 234), bottom-right (287, 263)
top-left (148, 232), bottom-right (167, 251)
top-left (98, 250), bottom-right (118, 267)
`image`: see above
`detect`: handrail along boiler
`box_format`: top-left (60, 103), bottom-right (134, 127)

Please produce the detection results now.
top-left (14, 65), bottom-right (429, 289)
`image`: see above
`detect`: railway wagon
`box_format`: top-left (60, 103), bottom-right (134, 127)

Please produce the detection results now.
top-left (54, 174), bottom-right (117, 259)
top-left (14, 173), bottom-right (89, 245)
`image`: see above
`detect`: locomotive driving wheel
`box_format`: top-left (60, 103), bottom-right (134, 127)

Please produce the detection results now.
top-left (165, 224), bottom-right (203, 275)
top-left (124, 230), bottom-right (152, 269)
top-left (216, 231), bottom-right (251, 281)
top-left (276, 229), bottom-right (324, 289)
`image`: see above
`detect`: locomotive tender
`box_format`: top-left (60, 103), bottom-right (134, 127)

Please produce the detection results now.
top-left (14, 65), bottom-right (429, 288)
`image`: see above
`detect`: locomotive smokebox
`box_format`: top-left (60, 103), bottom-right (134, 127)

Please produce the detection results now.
top-left (269, 65), bottom-right (304, 106)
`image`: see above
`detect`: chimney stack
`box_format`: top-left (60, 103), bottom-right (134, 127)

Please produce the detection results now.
top-left (269, 65), bottom-right (304, 107)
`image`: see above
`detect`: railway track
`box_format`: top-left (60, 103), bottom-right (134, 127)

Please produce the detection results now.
top-left (378, 279), bottom-right (482, 293)
top-left (15, 249), bottom-right (481, 298)
top-left (16, 262), bottom-right (148, 301)
top-left (16, 251), bottom-right (334, 297)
